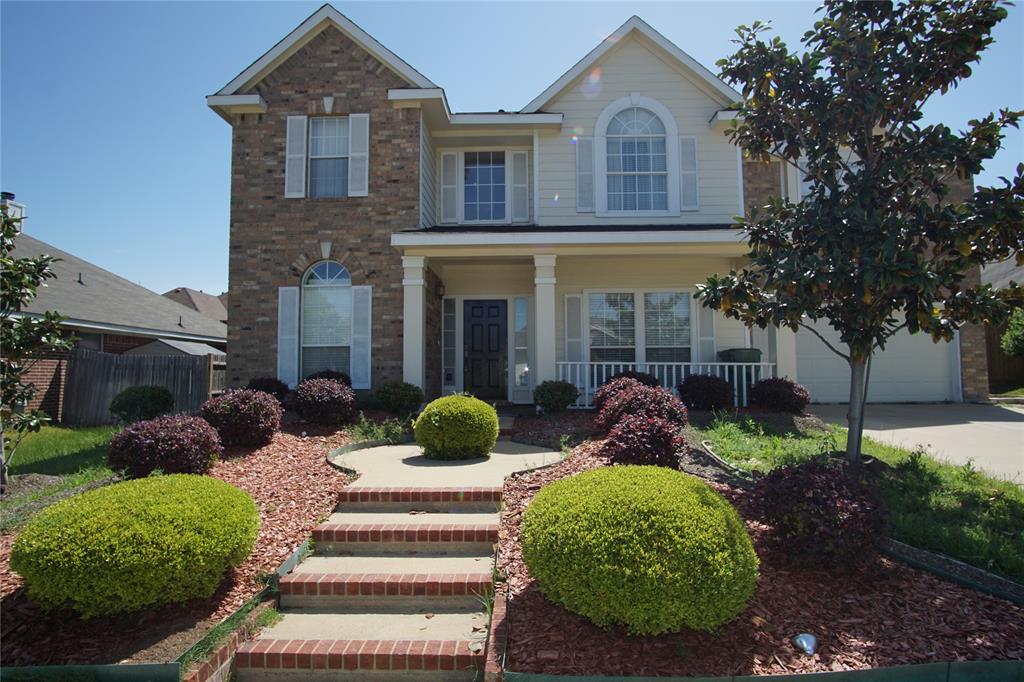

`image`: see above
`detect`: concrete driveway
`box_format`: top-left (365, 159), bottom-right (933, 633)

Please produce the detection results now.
top-left (812, 403), bottom-right (1024, 482)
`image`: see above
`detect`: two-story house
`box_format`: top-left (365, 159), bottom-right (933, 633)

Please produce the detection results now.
top-left (208, 5), bottom-right (987, 407)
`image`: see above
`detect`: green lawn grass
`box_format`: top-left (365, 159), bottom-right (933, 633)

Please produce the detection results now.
top-left (992, 385), bottom-right (1024, 398)
top-left (8, 425), bottom-right (116, 476)
top-left (699, 416), bottom-right (1024, 584)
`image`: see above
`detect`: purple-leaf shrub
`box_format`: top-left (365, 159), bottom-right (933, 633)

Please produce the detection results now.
top-left (295, 378), bottom-right (356, 425)
top-left (108, 415), bottom-right (222, 478)
top-left (305, 370), bottom-right (352, 387)
top-left (748, 378), bottom-right (811, 414)
top-left (245, 377), bottom-right (290, 404)
top-left (200, 388), bottom-right (282, 447)
top-left (677, 374), bottom-right (734, 411)
top-left (592, 377), bottom-right (644, 411)
top-left (607, 370), bottom-right (660, 387)
top-left (595, 385), bottom-right (688, 434)
top-left (754, 458), bottom-right (884, 565)
top-left (603, 414), bottom-right (686, 468)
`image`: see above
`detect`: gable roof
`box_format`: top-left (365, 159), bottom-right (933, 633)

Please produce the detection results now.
top-left (129, 339), bottom-right (226, 357)
top-left (12, 233), bottom-right (227, 343)
top-left (163, 287), bottom-right (228, 323)
top-left (213, 4), bottom-right (435, 97)
top-left (521, 15), bottom-right (740, 113)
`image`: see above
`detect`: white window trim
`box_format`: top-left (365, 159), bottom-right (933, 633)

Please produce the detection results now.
top-left (581, 288), bottom-right (701, 366)
top-left (436, 147), bottom-right (531, 225)
top-left (594, 94), bottom-right (681, 217)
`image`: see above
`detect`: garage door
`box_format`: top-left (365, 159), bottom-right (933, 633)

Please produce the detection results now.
top-left (796, 320), bottom-right (960, 403)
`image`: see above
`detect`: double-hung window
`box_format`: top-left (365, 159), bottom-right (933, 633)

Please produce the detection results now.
top-left (606, 107), bottom-right (668, 211)
top-left (301, 261), bottom-right (352, 378)
top-left (586, 291), bottom-right (691, 364)
top-left (308, 117), bottom-right (349, 199)
top-left (463, 151), bottom-right (505, 222)
top-left (439, 149), bottom-right (530, 224)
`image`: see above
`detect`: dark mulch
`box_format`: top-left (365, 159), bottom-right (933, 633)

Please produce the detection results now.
top-left (498, 442), bottom-right (1024, 677)
top-left (511, 412), bottom-right (597, 449)
top-left (687, 407), bottom-right (828, 435)
top-left (0, 425), bottom-right (351, 666)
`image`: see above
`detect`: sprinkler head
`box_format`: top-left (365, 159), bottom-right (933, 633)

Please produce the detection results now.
top-left (793, 633), bottom-right (818, 655)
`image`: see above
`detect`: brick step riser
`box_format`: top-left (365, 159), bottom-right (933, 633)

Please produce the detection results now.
top-left (279, 574), bottom-right (492, 611)
top-left (336, 501), bottom-right (500, 513)
top-left (236, 670), bottom-right (476, 681)
top-left (313, 541), bottom-right (495, 557)
top-left (280, 594), bottom-right (484, 611)
top-left (336, 488), bottom-right (501, 509)
top-left (312, 526), bottom-right (498, 545)
top-left (234, 640), bottom-right (482, 680)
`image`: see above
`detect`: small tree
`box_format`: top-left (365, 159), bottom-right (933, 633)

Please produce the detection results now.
top-left (697, 0), bottom-right (1023, 462)
top-left (1, 205), bottom-right (74, 491)
top-left (1000, 307), bottom-right (1024, 358)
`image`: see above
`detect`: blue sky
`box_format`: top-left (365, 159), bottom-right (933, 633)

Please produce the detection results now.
top-left (3, 1), bottom-right (1021, 296)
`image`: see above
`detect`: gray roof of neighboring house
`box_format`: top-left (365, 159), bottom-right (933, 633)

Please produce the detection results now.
top-left (129, 339), bottom-right (226, 356)
top-left (163, 286), bottom-right (229, 323)
top-left (12, 233), bottom-right (227, 342)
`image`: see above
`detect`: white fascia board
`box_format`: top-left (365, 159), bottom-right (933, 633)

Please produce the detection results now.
top-left (11, 312), bottom-right (226, 344)
top-left (388, 88), bottom-right (452, 118)
top-left (216, 5), bottom-right (435, 96)
top-left (450, 113), bottom-right (563, 126)
top-left (206, 94), bottom-right (269, 120)
top-left (522, 16), bottom-right (740, 113)
top-left (391, 229), bottom-right (745, 247)
top-left (710, 109), bottom-right (741, 126)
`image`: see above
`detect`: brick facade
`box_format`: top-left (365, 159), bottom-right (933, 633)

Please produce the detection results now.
top-left (23, 351), bottom-right (68, 420)
top-left (225, 27), bottom-right (419, 389)
top-left (101, 334), bottom-right (152, 354)
top-left (742, 159), bottom-right (783, 218)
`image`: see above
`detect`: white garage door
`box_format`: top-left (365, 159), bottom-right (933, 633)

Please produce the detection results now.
top-left (796, 320), bottom-right (960, 403)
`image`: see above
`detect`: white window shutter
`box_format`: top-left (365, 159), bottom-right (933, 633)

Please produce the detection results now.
top-left (277, 287), bottom-right (300, 387)
top-left (348, 113), bottom-right (370, 197)
top-left (564, 294), bottom-right (583, 362)
top-left (575, 137), bottom-right (594, 212)
top-left (285, 116), bottom-right (308, 198)
top-left (697, 304), bottom-right (716, 363)
top-left (680, 136), bottom-right (699, 209)
top-left (511, 151), bottom-right (529, 222)
top-left (440, 152), bottom-right (458, 223)
top-left (350, 285), bottom-right (372, 389)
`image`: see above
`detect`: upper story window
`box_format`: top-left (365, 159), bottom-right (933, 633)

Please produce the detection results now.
top-left (606, 107), bottom-right (668, 211)
top-left (440, 149), bottom-right (530, 224)
top-left (464, 151), bottom-right (505, 222)
top-left (309, 117), bottom-right (349, 199)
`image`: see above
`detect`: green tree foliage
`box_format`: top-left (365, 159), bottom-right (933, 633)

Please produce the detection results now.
top-left (697, 0), bottom-right (1023, 461)
top-left (1000, 307), bottom-right (1024, 357)
top-left (1, 205), bottom-right (74, 491)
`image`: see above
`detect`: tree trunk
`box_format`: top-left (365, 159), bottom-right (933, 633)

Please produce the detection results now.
top-left (0, 430), bottom-right (7, 495)
top-left (845, 355), bottom-right (869, 464)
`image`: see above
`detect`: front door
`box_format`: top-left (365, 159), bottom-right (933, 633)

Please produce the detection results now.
top-left (464, 300), bottom-right (507, 400)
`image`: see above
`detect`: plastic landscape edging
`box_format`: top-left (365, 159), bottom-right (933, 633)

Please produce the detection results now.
top-left (502, 659), bottom-right (1022, 682)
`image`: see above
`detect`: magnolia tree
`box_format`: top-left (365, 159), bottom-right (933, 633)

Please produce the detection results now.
top-left (697, 0), bottom-right (1023, 462)
top-left (1, 205), bottom-right (73, 492)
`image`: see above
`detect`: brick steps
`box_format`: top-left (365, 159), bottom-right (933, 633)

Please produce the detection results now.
top-left (234, 487), bottom-right (496, 680)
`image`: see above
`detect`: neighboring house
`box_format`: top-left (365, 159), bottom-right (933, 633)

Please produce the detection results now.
top-left (163, 287), bottom-right (229, 323)
top-left (208, 5), bottom-right (987, 405)
top-left (9, 228), bottom-right (227, 419)
top-left (124, 338), bottom-right (227, 360)
top-left (982, 259), bottom-right (1024, 393)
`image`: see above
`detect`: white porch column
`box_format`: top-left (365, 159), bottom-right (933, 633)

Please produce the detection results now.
top-left (775, 325), bottom-right (799, 381)
top-left (534, 254), bottom-right (557, 383)
top-left (402, 255), bottom-right (427, 389)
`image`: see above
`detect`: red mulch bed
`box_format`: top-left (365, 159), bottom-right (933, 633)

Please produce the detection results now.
top-left (498, 442), bottom-right (1024, 677)
top-left (511, 412), bottom-right (597, 449)
top-left (0, 424), bottom-right (351, 666)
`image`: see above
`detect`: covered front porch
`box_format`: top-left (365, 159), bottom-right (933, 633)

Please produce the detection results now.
top-left (394, 229), bottom-right (797, 407)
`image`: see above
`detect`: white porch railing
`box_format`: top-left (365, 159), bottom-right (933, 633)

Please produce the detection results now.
top-left (556, 361), bottom-right (777, 408)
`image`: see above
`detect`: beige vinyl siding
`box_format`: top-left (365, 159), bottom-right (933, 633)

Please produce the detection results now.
top-left (420, 113), bottom-right (437, 227)
top-left (553, 255), bottom-right (748, 362)
top-left (538, 36), bottom-right (740, 226)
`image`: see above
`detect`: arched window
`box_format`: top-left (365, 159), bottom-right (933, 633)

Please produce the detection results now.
top-left (605, 107), bottom-right (668, 211)
top-left (301, 261), bottom-right (352, 379)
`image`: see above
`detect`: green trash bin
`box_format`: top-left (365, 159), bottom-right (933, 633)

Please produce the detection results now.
top-left (717, 348), bottom-right (765, 402)
top-left (717, 348), bottom-right (763, 363)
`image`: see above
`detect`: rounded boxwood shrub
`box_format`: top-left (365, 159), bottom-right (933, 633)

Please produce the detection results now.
top-left (748, 377), bottom-right (811, 414)
top-left (592, 376), bottom-right (644, 411)
top-left (305, 369), bottom-right (352, 387)
top-left (109, 385), bottom-right (174, 424)
top-left (294, 378), bottom-right (356, 424)
top-left (10, 474), bottom-right (259, 618)
top-left (108, 414), bottom-right (222, 478)
top-left (677, 374), bottom-right (734, 411)
top-left (522, 466), bottom-right (759, 635)
top-left (604, 414), bottom-right (685, 468)
top-left (595, 385), bottom-right (688, 434)
top-left (413, 395), bottom-right (498, 460)
top-left (245, 376), bottom-right (290, 403)
top-left (608, 370), bottom-right (659, 387)
top-left (533, 380), bottom-right (579, 414)
top-left (754, 458), bottom-right (884, 566)
top-left (200, 388), bottom-right (282, 447)
top-left (376, 380), bottom-right (424, 416)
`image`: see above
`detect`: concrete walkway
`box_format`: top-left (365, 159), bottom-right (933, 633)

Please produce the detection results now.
top-left (332, 440), bottom-right (563, 487)
top-left (813, 403), bottom-right (1024, 482)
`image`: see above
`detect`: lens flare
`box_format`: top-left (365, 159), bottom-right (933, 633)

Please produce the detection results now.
top-left (581, 67), bottom-right (602, 99)
top-left (571, 135), bottom-right (578, 145)
top-left (553, 193), bottom-right (560, 204)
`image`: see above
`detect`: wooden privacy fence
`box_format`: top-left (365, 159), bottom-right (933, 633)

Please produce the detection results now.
top-left (63, 348), bottom-right (213, 425)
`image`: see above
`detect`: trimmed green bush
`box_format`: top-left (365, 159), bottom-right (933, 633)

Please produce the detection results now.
top-left (533, 380), bottom-right (579, 414)
top-left (376, 381), bottom-right (424, 415)
top-left (109, 385), bottom-right (174, 423)
top-left (413, 395), bottom-right (498, 460)
top-left (11, 474), bottom-right (259, 618)
top-left (1001, 307), bottom-right (1024, 358)
top-left (522, 466), bottom-right (758, 635)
